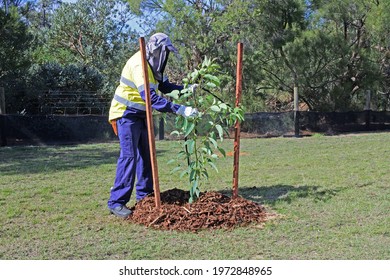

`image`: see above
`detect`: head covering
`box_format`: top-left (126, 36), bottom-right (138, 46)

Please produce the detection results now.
top-left (146, 33), bottom-right (178, 82)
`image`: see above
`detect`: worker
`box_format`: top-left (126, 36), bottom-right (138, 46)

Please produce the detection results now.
top-left (107, 33), bottom-right (198, 218)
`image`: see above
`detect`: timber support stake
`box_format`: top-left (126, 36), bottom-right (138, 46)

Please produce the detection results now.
top-left (232, 42), bottom-right (243, 199)
top-left (139, 37), bottom-right (161, 209)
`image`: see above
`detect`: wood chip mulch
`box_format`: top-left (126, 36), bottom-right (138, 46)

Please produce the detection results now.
top-left (128, 188), bottom-right (270, 232)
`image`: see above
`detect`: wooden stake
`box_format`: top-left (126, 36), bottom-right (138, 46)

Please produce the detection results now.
top-left (232, 42), bottom-right (243, 199)
top-left (0, 87), bottom-right (6, 146)
top-left (139, 37), bottom-right (161, 209)
top-left (0, 87), bottom-right (5, 114)
top-left (294, 86), bottom-right (300, 137)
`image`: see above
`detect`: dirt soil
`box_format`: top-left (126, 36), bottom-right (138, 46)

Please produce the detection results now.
top-left (128, 188), bottom-right (269, 232)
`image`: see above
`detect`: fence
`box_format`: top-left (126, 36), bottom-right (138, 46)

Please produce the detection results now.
top-left (38, 91), bottom-right (111, 115)
top-left (0, 89), bottom-right (111, 116)
top-left (1, 111), bottom-right (390, 146)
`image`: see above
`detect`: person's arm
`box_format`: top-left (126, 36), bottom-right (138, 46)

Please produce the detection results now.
top-left (137, 74), bottom-right (196, 116)
top-left (158, 78), bottom-right (184, 94)
top-left (132, 66), bottom-right (181, 113)
top-left (139, 88), bottom-right (180, 113)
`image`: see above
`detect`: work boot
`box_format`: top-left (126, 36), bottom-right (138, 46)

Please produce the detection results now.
top-left (109, 205), bottom-right (132, 218)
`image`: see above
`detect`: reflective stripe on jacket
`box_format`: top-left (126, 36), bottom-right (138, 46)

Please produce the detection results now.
top-left (109, 51), bottom-right (159, 121)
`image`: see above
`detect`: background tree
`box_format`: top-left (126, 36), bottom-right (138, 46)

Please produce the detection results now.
top-left (36, 0), bottom-right (139, 94)
top-left (300, 0), bottom-right (381, 111)
top-left (129, 0), bottom-right (256, 108)
top-left (2, 0), bottom-right (390, 114)
top-left (366, 0), bottom-right (390, 110)
top-left (243, 0), bottom-right (383, 111)
top-left (242, 0), bottom-right (307, 111)
top-left (0, 6), bottom-right (32, 110)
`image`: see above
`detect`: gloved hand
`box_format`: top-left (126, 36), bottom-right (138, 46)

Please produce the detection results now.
top-left (177, 105), bottom-right (199, 117)
top-left (188, 84), bottom-right (199, 94)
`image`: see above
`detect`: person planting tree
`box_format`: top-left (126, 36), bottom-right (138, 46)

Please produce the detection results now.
top-left (107, 33), bottom-right (198, 218)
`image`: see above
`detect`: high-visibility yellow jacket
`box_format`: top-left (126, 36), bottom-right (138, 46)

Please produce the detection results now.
top-left (108, 51), bottom-right (182, 121)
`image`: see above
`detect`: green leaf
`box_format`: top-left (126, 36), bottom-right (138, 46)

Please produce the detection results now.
top-left (210, 105), bottom-right (221, 112)
top-left (185, 139), bottom-right (195, 154)
top-left (208, 137), bottom-right (218, 149)
top-left (178, 150), bottom-right (186, 156)
top-left (202, 56), bottom-right (211, 67)
top-left (181, 91), bottom-right (193, 99)
top-left (218, 147), bottom-right (226, 157)
top-left (208, 161), bottom-right (219, 172)
top-left (216, 124), bottom-right (223, 140)
top-left (203, 142), bottom-right (212, 155)
top-left (165, 90), bottom-right (180, 99)
top-left (170, 130), bottom-right (180, 136)
top-left (184, 122), bottom-right (195, 137)
top-left (190, 169), bottom-right (196, 182)
top-left (191, 179), bottom-right (198, 190)
top-left (182, 117), bottom-right (188, 131)
top-left (205, 82), bottom-right (217, 88)
top-left (191, 69), bottom-right (199, 81)
top-left (190, 177), bottom-right (200, 201)
top-left (234, 107), bottom-right (245, 121)
top-left (219, 103), bottom-right (228, 110)
top-left (204, 74), bottom-right (220, 86)
top-left (195, 188), bottom-right (200, 198)
top-left (171, 166), bottom-right (181, 173)
top-left (180, 170), bottom-right (188, 179)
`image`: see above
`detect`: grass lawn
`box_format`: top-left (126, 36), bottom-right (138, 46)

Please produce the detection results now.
top-left (0, 132), bottom-right (389, 260)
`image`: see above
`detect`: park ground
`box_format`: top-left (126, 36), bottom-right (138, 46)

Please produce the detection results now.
top-left (0, 132), bottom-right (389, 259)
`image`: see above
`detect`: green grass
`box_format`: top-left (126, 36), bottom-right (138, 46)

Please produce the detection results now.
top-left (1, 132), bottom-right (389, 259)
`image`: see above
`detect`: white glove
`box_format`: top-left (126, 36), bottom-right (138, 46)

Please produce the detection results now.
top-left (188, 84), bottom-right (199, 94)
top-left (177, 105), bottom-right (199, 117)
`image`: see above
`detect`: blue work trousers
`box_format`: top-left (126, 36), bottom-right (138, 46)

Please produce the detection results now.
top-left (107, 117), bottom-right (153, 209)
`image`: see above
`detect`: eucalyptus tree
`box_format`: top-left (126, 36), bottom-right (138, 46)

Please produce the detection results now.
top-left (41, 0), bottom-right (139, 93)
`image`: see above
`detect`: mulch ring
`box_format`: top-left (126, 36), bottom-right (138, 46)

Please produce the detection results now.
top-left (128, 188), bottom-right (272, 232)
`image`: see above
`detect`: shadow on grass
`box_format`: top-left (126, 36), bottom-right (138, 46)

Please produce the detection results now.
top-left (0, 145), bottom-right (168, 175)
top-left (221, 185), bottom-right (340, 205)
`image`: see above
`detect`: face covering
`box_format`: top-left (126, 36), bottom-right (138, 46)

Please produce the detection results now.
top-left (147, 45), bottom-right (169, 82)
top-left (146, 33), bottom-right (178, 82)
